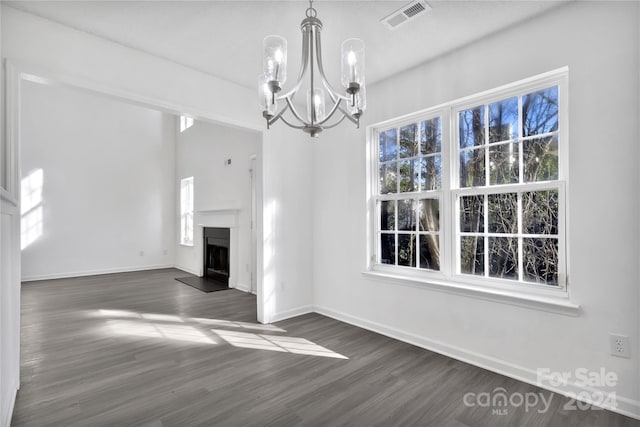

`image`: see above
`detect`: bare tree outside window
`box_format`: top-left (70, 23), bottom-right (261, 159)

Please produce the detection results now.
top-left (457, 86), bottom-right (560, 286)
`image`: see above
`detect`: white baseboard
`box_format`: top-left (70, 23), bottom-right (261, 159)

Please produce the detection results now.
top-left (313, 305), bottom-right (640, 420)
top-left (269, 305), bottom-right (314, 323)
top-left (1, 380), bottom-right (18, 427)
top-left (233, 282), bottom-right (251, 293)
top-left (21, 264), bottom-right (174, 282)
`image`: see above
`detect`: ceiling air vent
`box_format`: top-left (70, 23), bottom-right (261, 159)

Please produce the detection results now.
top-left (380, 0), bottom-right (431, 30)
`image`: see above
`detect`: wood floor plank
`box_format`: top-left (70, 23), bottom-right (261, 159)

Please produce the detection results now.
top-left (10, 268), bottom-right (639, 426)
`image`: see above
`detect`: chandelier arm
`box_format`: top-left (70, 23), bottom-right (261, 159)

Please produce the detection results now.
top-left (278, 27), bottom-right (311, 100)
top-left (320, 114), bottom-right (348, 129)
top-left (267, 101), bottom-right (293, 126)
top-left (315, 97), bottom-right (343, 126)
top-left (285, 96), bottom-right (311, 127)
top-left (314, 28), bottom-right (349, 101)
top-left (331, 99), bottom-right (358, 125)
top-left (279, 116), bottom-right (307, 130)
top-left (322, 85), bottom-right (355, 122)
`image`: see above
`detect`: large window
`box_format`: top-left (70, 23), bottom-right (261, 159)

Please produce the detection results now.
top-left (180, 176), bottom-right (194, 246)
top-left (369, 70), bottom-right (567, 294)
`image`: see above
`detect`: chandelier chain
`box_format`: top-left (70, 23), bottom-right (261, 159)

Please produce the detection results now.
top-left (305, 0), bottom-right (317, 18)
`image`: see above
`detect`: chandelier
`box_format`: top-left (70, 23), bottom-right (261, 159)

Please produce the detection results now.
top-left (259, 0), bottom-right (366, 138)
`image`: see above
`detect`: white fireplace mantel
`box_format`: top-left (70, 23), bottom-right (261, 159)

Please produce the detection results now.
top-left (196, 208), bottom-right (241, 228)
top-left (194, 208), bottom-right (241, 284)
top-left (196, 208), bottom-right (240, 215)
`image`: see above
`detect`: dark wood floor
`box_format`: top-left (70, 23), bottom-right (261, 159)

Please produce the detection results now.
top-left (11, 268), bottom-right (638, 426)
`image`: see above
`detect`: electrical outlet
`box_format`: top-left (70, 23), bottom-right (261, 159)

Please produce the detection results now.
top-left (609, 333), bottom-right (630, 358)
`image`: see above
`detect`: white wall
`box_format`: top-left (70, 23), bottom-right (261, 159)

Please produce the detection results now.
top-left (174, 119), bottom-right (260, 293)
top-left (260, 124), bottom-right (314, 322)
top-left (20, 81), bottom-right (175, 280)
top-left (312, 1), bottom-right (640, 418)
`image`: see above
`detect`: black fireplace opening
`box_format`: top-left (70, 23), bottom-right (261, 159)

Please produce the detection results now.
top-left (203, 227), bottom-right (230, 288)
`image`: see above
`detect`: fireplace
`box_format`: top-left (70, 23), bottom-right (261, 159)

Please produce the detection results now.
top-left (203, 227), bottom-right (230, 288)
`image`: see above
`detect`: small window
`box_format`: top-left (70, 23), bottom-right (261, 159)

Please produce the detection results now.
top-left (180, 177), bottom-right (194, 246)
top-left (180, 115), bottom-right (194, 132)
top-left (377, 118), bottom-right (443, 271)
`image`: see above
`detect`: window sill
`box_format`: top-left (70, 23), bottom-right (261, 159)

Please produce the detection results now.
top-left (361, 270), bottom-right (580, 317)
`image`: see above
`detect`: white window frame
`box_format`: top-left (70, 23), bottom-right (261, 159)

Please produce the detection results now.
top-left (366, 68), bottom-right (570, 302)
top-left (180, 176), bottom-right (194, 246)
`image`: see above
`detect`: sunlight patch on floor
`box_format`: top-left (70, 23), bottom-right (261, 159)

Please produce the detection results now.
top-left (190, 317), bottom-right (285, 332)
top-left (104, 319), bottom-right (216, 345)
top-left (212, 329), bottom-right (348, 359)
top-left (91, 309), bottom-right (347, 358)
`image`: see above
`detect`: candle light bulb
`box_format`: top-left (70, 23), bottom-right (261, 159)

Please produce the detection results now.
top-left (348, 51), bottom-right (357, 66)
top-left (341, 39), bottom-right (365, 90)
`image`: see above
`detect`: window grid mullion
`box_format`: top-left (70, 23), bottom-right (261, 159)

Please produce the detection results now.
top-left (483, 105), bottom-right (490, 278)
top-left (518, 95), bottom-right (524, 185)
top-left (483, 193), bottom-right (489, 278)
top-left (394, 200), bottom-right (398, 265)
top-left (484, 103), bottom-right (490, 188)
top-left (414, 197), bottom-right (418, 269)
top-left (517, 192), bottom-right (524, 282)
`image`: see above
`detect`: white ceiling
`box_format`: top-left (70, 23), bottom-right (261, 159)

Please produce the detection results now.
top-left (5, 1), bottom-right (568, 91)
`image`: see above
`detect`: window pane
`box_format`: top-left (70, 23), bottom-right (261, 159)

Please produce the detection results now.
top-left (460, 148), bottom-right (486, 188)
top-left (522, 190), bottom-right (558, 235)
top-left (460, 236), bottom-right (484, 276)
top-left (397, 200), bottom-right (415, 231)
top-left (522, 86), bottom-right (558, 137)
top-left (523, 135), bottom-right (558, 182)
top-left (419, 235), bottom-right (440, 271)
top-left (380, 200), bottom-right (395, 231)
top-left (380, 234), bottom-right (396, 265)
top-left (489, 142), bottom-right (519, 185)
top-left (523, 238), bottom-right (558, 285)
top-left (420, 155), bottom-right (441, 191)
top-left (379, 162), bottom-right (397, 194)
top-left (418, 199), bottom-right (439, 232)
top-left (379, 128), bottom-right (397, 162)
top-left (399, 124), bottom-right (418, 158)
top-left (421, 118), bottom-right (441, 154)
top-left (398, 234), bottom-right (416, 267)
top-left (488, 193), bottom-right (518, 234)
top-left (489, 97), bottom-right (518, 143)
top-left (399, 160), bottom-right (417, 193)
top-left (460, 195), bottom-right (484, 233)
top-left (488, 237), bottom-right (518, 280)
top-left (459, 106), bottom-right (485, 148)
